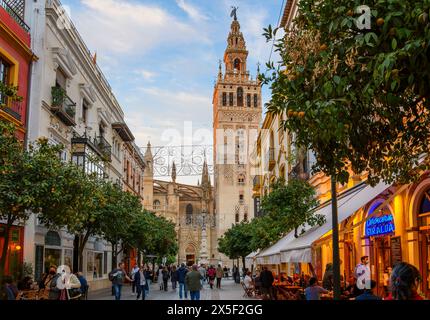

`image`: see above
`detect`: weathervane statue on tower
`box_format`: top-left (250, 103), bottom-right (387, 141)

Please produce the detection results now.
top-left (230, 6), bottom-right (238, 21)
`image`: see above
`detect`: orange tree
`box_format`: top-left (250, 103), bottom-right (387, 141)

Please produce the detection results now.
top-left (0, 121), bottom-right (81, 280)
top-left (261, 0), bottom-right (430, 298)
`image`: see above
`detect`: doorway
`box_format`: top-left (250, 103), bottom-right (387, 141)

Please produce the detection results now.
top-left (370, 236), bottom-right (392, 297)
top-left (186, 255), bottom-right (195, 266)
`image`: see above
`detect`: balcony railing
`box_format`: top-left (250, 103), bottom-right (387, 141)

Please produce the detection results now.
top-left (51, 86), bottom-right (76, 126)
top-left (253, 175), bottom-right (261, 191)
top-left (71, 133), bottom-right (112, 163)
top-left (0, 96), bottom-right (22, 121)
top-left (95, 135), bottom-right (112, 162)
top-left (267, 147), bottom-right (275, 171)
top-left (0, 0), bottom-right (30, 33)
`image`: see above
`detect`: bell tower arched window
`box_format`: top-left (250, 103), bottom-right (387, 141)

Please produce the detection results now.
top-left (234, 58), bottom-right (241, 72)
top-left (237, 87), bottom-right (243, 107)
top-left (246, 94), bottom-right (251, 107)
top-left (254, 94), bottom-right (258, 107)
top-left (229, 92), bottom-right (234, 106)
top-left (222, 92), bottom-right (227, 106)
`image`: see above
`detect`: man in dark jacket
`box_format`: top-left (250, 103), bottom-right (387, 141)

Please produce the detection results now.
top-left (260, 267), bottom-right (274, 300)
top-left (185, 265), bottom-right (203, 300)
top-left (109, 262), bottom-right (132, 300)
top-left (177, 263), bottom-right (188, 299)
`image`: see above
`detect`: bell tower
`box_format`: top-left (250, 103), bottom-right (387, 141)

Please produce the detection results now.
top-left (212, 10), bottom-right (262, 265)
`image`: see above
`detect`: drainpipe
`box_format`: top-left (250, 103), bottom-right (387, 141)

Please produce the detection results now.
top-left (24, 54), bottom-right (35, 148)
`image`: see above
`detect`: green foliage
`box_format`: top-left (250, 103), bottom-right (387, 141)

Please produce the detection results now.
top-left (0, 82), bottom-right (22, 106)
top-left (219, 178), bottom-right (323, 258)
top-left (261, 178), bottom-right (323, 238)
top-left (260, 0), bottom-right (430, 186)
top-left (218, 222), bottom-right (254, 259)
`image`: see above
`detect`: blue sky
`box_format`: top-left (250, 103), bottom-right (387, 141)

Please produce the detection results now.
top-left (61, 0), bottom-right (284, 183)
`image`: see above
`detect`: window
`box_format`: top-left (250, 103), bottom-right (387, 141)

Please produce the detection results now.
top-left (237, 87), bottom-right (243, 106)
top-left (86, 251), bottom-right (94, 276)
top-left (222, 92), bottom-right (227, 106)
top-left (254, 94), bottom-right (258, 107)
top-left (153, 200), bottom-right (161, 211)
top-left (94, 252), bottom-right (103, 278)
top-left (82, 99), bottom-right (89, 124)
top-left (234, 58), bottom-right (241, 72)
top-left (238, 174), bottom-right (245, 185)
top-left (0, 57), bottom-right (11, 103)
top-left (244, 213), bottom-right (248, 222)
top-left (229, 92), bottom-right (234, 106)
top-left (239, 194), bottom-right (244, 204)
top-left (55, 68), bottom-right (67, 89)
top-left (186, 204), bottom-right (193, 225)
top-left (235, 213), bottom-right (239, 223)
top-left (63, 249), bottom-right (73, 269)
top-left (246, 94), bottom-right (251, 107)
top-left (45, 231), bottom-right (61, 246)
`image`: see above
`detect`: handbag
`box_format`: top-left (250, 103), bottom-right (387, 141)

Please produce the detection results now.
top-left (67, 288), bottom-right (82, 300)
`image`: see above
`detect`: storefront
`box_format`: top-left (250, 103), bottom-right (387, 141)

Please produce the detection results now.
top-left (0, 224), bottom-right (24, 277)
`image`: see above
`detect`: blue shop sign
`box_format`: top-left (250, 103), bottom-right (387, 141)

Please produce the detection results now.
top-left (365, 210), bottom-right (395, 237)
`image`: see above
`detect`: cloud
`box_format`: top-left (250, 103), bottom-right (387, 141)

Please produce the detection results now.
top-left (134, 69), bottom-right (157, 81)
top-left (74, 0), bottom-right (210, 55)
top-left (176, 0), bottom-right (209, 21)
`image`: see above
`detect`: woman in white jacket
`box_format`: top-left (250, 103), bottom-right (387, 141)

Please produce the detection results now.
top-left (56, 265), bottom-right (81, 300)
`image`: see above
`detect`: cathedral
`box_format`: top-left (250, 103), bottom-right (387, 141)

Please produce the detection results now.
top-left (142, 12), bottom-right (261, 267)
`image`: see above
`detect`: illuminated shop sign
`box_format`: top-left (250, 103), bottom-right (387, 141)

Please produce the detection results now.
top-left (365, 208), bottom-right (395, 237)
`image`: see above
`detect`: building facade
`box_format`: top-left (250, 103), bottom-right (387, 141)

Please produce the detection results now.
top-left (253, 0), bottom-right (430, 300)
top-left (213, 14), bottom-right (262, 265)
top-left (22, 0), bottom-right (137, 290)
top-left (0, 0), bottom-right (34, 278)
top-left (143, 143), bottom-right (216, 266)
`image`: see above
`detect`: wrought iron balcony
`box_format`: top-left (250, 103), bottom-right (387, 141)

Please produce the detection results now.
top-left (0, 0), bottom-right (30, 33)
top-left (267, 147), bottom-right (275, 171)
top-left (51, 86), bottom-right (76, 126)
top-left (253, 175), bottom-right (261, 191)
top-left (95, 135), bottom-right (112, 162)
top-left (0, 96), bottom-right (22, 121)
top-left (71, 132), bottom-right (112, 163)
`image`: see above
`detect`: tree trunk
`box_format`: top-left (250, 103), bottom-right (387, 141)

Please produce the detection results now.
top-left (111, 242), bottom-right (117, 268)
top-left (73, 235), bottom-right (80, 273)
top-left (0, 221), bottom-right (11, 281)
top-left (331, 176), bottom-right (341, 300)
top-left (242, 256), bottom-right (246, 273)
top-left (78, 230), bottom-right (91, 273)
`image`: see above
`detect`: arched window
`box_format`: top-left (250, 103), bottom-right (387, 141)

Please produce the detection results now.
top-left (229, 92), bottom-right (234, 106)
top-left (237, 87), bottom-right (243, 106)
top-left (235, 213), bottom-right (239, 223)
top-left (186, 204), bottom-right (193, 225)
top-left (254, 94), bottom-right (258, 107)
top-left (45, 231), bottom-right (61, 246)
top-left (238, 174), bottom-right (245, 185)
top-left (234, 58), bottom-right (241, 71)
top-left (222, 92), bottom-right (227, 106)
top-left (246, 94), bottom-right (251, 107)
top-left (153, 200), bottom-right (161, 211)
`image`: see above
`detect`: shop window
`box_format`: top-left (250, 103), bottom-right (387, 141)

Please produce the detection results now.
top-left (94, 252), bottom-right (103, 278)
top-left (104, 251), bottom-right (108, 274)
top-left (86, 251), bottom-right (94, 277)
top-left (64, 249), bottom-right (73, 269)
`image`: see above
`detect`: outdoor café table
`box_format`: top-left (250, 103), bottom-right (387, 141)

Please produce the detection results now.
top-left (17, 289), bottom-right (39, 300)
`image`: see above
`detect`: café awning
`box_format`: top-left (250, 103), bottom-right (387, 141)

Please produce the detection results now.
top-left (280, 180), bottom-right (391, 263)
top-left (255, 232), bottom-right (297, 265)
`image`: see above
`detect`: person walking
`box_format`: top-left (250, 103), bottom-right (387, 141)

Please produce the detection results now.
top-left (198, 264), bottom-right (206, 287)
top-left (162, 266), bottom-right (170, 291)
top-left (144, 267), bottom-right (152, 296)
top-left (130, 264), bottom-right (139, 295)
top-left (186, 264), bottom-right (203, 301)
top-left (134, 264), bottom-right (147, 300)
top-left (171, 265), bottom-right (178, 290)
top-left (260, 266), bottom-right (275, 300)
top-left (177, 263), bottom-right (188, 299)
top-left (207, 265), bottom-right (216, 289)
top-left (304, 277), bottom-right (329, 300)
top-left (216, 264), bottom-right (223, 289)
top-left (109, 262), bottom-right (132, 300)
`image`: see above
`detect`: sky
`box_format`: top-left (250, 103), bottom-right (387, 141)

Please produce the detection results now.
top-left (61, 0), bottom-right (285, 184)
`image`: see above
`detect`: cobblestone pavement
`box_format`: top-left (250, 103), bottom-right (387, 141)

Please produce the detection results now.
top-left (89, 278), bottom-right (257, 300)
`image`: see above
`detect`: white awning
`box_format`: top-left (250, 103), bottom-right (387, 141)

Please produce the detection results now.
top-left (255, 231), bottom-right (297, 265)
top-left (280, 180), bottom-right (391, 263)
top-left (245, 251), bottom-right (259, 261)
